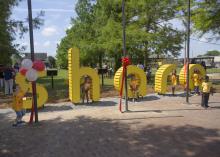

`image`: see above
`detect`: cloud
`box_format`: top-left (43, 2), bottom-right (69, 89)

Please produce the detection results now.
top-left (14, 8), bottom-right (73, 13)
top-left (21, 42), bottom-right (28, 47)
top-left (49, 14), bottom-right (62, 20)
top-left (54, 40), bottom-right (61, 45)
top-left (200, 36), bottom-right (208, 42)
top-left (43, 41), bottom-right (51, 47)
top-left (41, 26), bottom-right (58, 37)
top-left (33, 41), bottom-right (39, 46)
top-left (67, 24), bottom-right (72, 30)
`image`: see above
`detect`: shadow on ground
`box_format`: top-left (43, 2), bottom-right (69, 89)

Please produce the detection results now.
top-left (128, 95), bottom-right (160, 103)
top-left (74, 101), bottom-right (117, 107)
top-left (159, 92), bottom-right (193, 97)
top-left (39, 105), bottom-right (73, 112)
top-left (0, 115), bottom-right (220, 157)
top-left (129, 108), bottom-right (205, 113)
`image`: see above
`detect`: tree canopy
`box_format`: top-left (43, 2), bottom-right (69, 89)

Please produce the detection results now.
top-left (0, 0), bottom-right (44, 65)
top-left (204, 50), bottom-right (220, 56)
top-left (56, 0), bottom-right (185, 69)
top-left (56, 0), bottom-right (220, 69)
top-left (191, 0), bottom-right (220, 39)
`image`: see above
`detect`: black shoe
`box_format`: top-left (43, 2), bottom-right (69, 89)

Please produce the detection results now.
top-left (12, 123), bottom-right (18, 127)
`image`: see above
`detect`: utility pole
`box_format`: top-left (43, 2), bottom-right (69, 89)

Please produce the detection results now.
top-left (122, 0), bottom-right (128, 111)
top-left (186, 0), bottom-right (191, 103)
top-left (27, 0), bottom-right (38, 122)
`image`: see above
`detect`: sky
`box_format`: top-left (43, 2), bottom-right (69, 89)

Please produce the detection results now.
top-left (12, 0), bottom-right (220, 58)
top-left (12, 0), bottom-right (77, 57)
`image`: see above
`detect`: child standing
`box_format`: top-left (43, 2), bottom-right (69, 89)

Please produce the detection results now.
top-left (201, 76), bottom-right (213, 108)
top-left (12, 85), bottom-right (26, 126)
top-left (171, 71), bottom-right (177, 96)
top-left (192, 69), bottom-right (201, 95)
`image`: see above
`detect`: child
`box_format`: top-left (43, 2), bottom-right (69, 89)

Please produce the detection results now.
top-left (192, 69), bottom-right (201, 95)
top-left (81, 76), bottom-right (92, 104)
top-left (201, 76), bottom-right (213, 108)
top-left (12, 84), bottom-right (26, 126)
top-left (171, 70), bottom-right (177, 96)
top-left (129, 74), bottom-right (139, 102)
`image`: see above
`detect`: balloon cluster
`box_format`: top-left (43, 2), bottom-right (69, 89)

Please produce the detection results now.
top-left (19, 59), bottom-right (45, 82)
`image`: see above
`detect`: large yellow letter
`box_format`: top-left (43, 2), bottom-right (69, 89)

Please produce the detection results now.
top-left (15, 71), bottom-right (48, 109)
top-left (114, 65), bottom-right (147, 98)
top-left (179, 64), bottom-right (206, 90)
top-left (68, 48), bottom-right (100, 103)
top-left (155, 64), bottom-right (177, 94)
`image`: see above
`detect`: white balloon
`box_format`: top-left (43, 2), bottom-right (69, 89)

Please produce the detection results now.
top-left (26, 68), bottom-right (38, 82)
top-left (21, 59), bottom-right (33, 69)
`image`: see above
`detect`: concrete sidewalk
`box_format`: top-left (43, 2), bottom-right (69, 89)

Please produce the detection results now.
top-left (0, 93), bottom-right (220, 157)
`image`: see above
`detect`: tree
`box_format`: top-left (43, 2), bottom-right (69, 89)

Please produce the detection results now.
top-left (56, 0), bottom-right (100, 69)
top-left (56, 29), bottom-right (75, 69)
top-left (0, 0), bottom-right (44, 65)
top-left (56, 0), bottom-right (185, 69)
top-left (191, 0), bottom-right (220, 39)
top-left (204, 50), bottom-right (220, 56)
top-left (47, 56), bottom-right (56, 68)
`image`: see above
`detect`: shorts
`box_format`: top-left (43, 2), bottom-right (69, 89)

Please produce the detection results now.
top-left (16, 110), bottom-right (26, 118)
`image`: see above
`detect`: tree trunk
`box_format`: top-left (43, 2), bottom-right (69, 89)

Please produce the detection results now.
top-left (99, 53), bottom-right (103, 68)
top-left (114, 52), bottom-right (122, 72)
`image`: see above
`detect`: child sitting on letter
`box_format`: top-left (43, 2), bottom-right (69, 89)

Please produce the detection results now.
top-left (81, 76), bottom-right (92, 104)
top-left (171, 70), bottom-right (177, 96)
top-left (12, 84), bottom-right (26, 127)
top-left (192, 69), bottom-right (201, 95)
top-left (129, 74), bottom-right (139, 102)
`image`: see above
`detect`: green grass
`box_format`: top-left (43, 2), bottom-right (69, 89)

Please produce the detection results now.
top-left (37, 68), bottom-right (220, 102)
top-left (37, 69), bottom-right (68, 102)
top-left (100, 77), bottom-right (114, 86)
top-left (207, 68), bottom-right (220, 74)
top-left (37, 70), bottom-right (115, 102)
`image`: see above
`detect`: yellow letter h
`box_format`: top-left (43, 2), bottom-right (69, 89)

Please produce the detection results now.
top-left (68, 48), bottom-right (100, 103)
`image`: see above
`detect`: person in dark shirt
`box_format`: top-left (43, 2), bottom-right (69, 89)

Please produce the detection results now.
top-left (201, 61), bottom-right (206, 71)
top-left (3, 66), bottom-right (14, 95)
top-left (13, 62), bottom-right (20, 73)
top-left (0, 65), bottom-right (4, 89)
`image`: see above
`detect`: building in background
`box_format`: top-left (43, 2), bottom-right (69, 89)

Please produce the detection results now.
top-left (214, 56), bottom-right (220, 68)
top-left (23, 53), bottom-right (47, 61)
top-left (22, 52), bottom-right (52, 69)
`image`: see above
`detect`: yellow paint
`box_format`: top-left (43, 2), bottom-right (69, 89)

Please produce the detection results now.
top-left (15, 71), bottom-right (48, 109)
top-left (114, 65), bottom-right (147, 98)
top-left (154, 64), bottom-right (177, 94)
top-left (68, 48), bottom-right (100, 103)
top-left (179, 64), bottom-right (206, 90)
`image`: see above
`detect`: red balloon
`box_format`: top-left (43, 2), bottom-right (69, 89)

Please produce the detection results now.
top-left (20, 68), bottom-right (28, 76)
top-left (32, 60), bottom-right (45, 71)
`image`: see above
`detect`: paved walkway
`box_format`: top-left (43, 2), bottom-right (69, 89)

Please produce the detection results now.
top-left (0, 93), bottom-right (220, 157)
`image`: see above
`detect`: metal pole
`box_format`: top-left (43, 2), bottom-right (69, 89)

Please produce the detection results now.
top-left (122, 0), bottom-right (128, 111)
top-left (27, 0), bottom-right (38, 122)
top-left (186, 0), bottom-right (190, 103)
